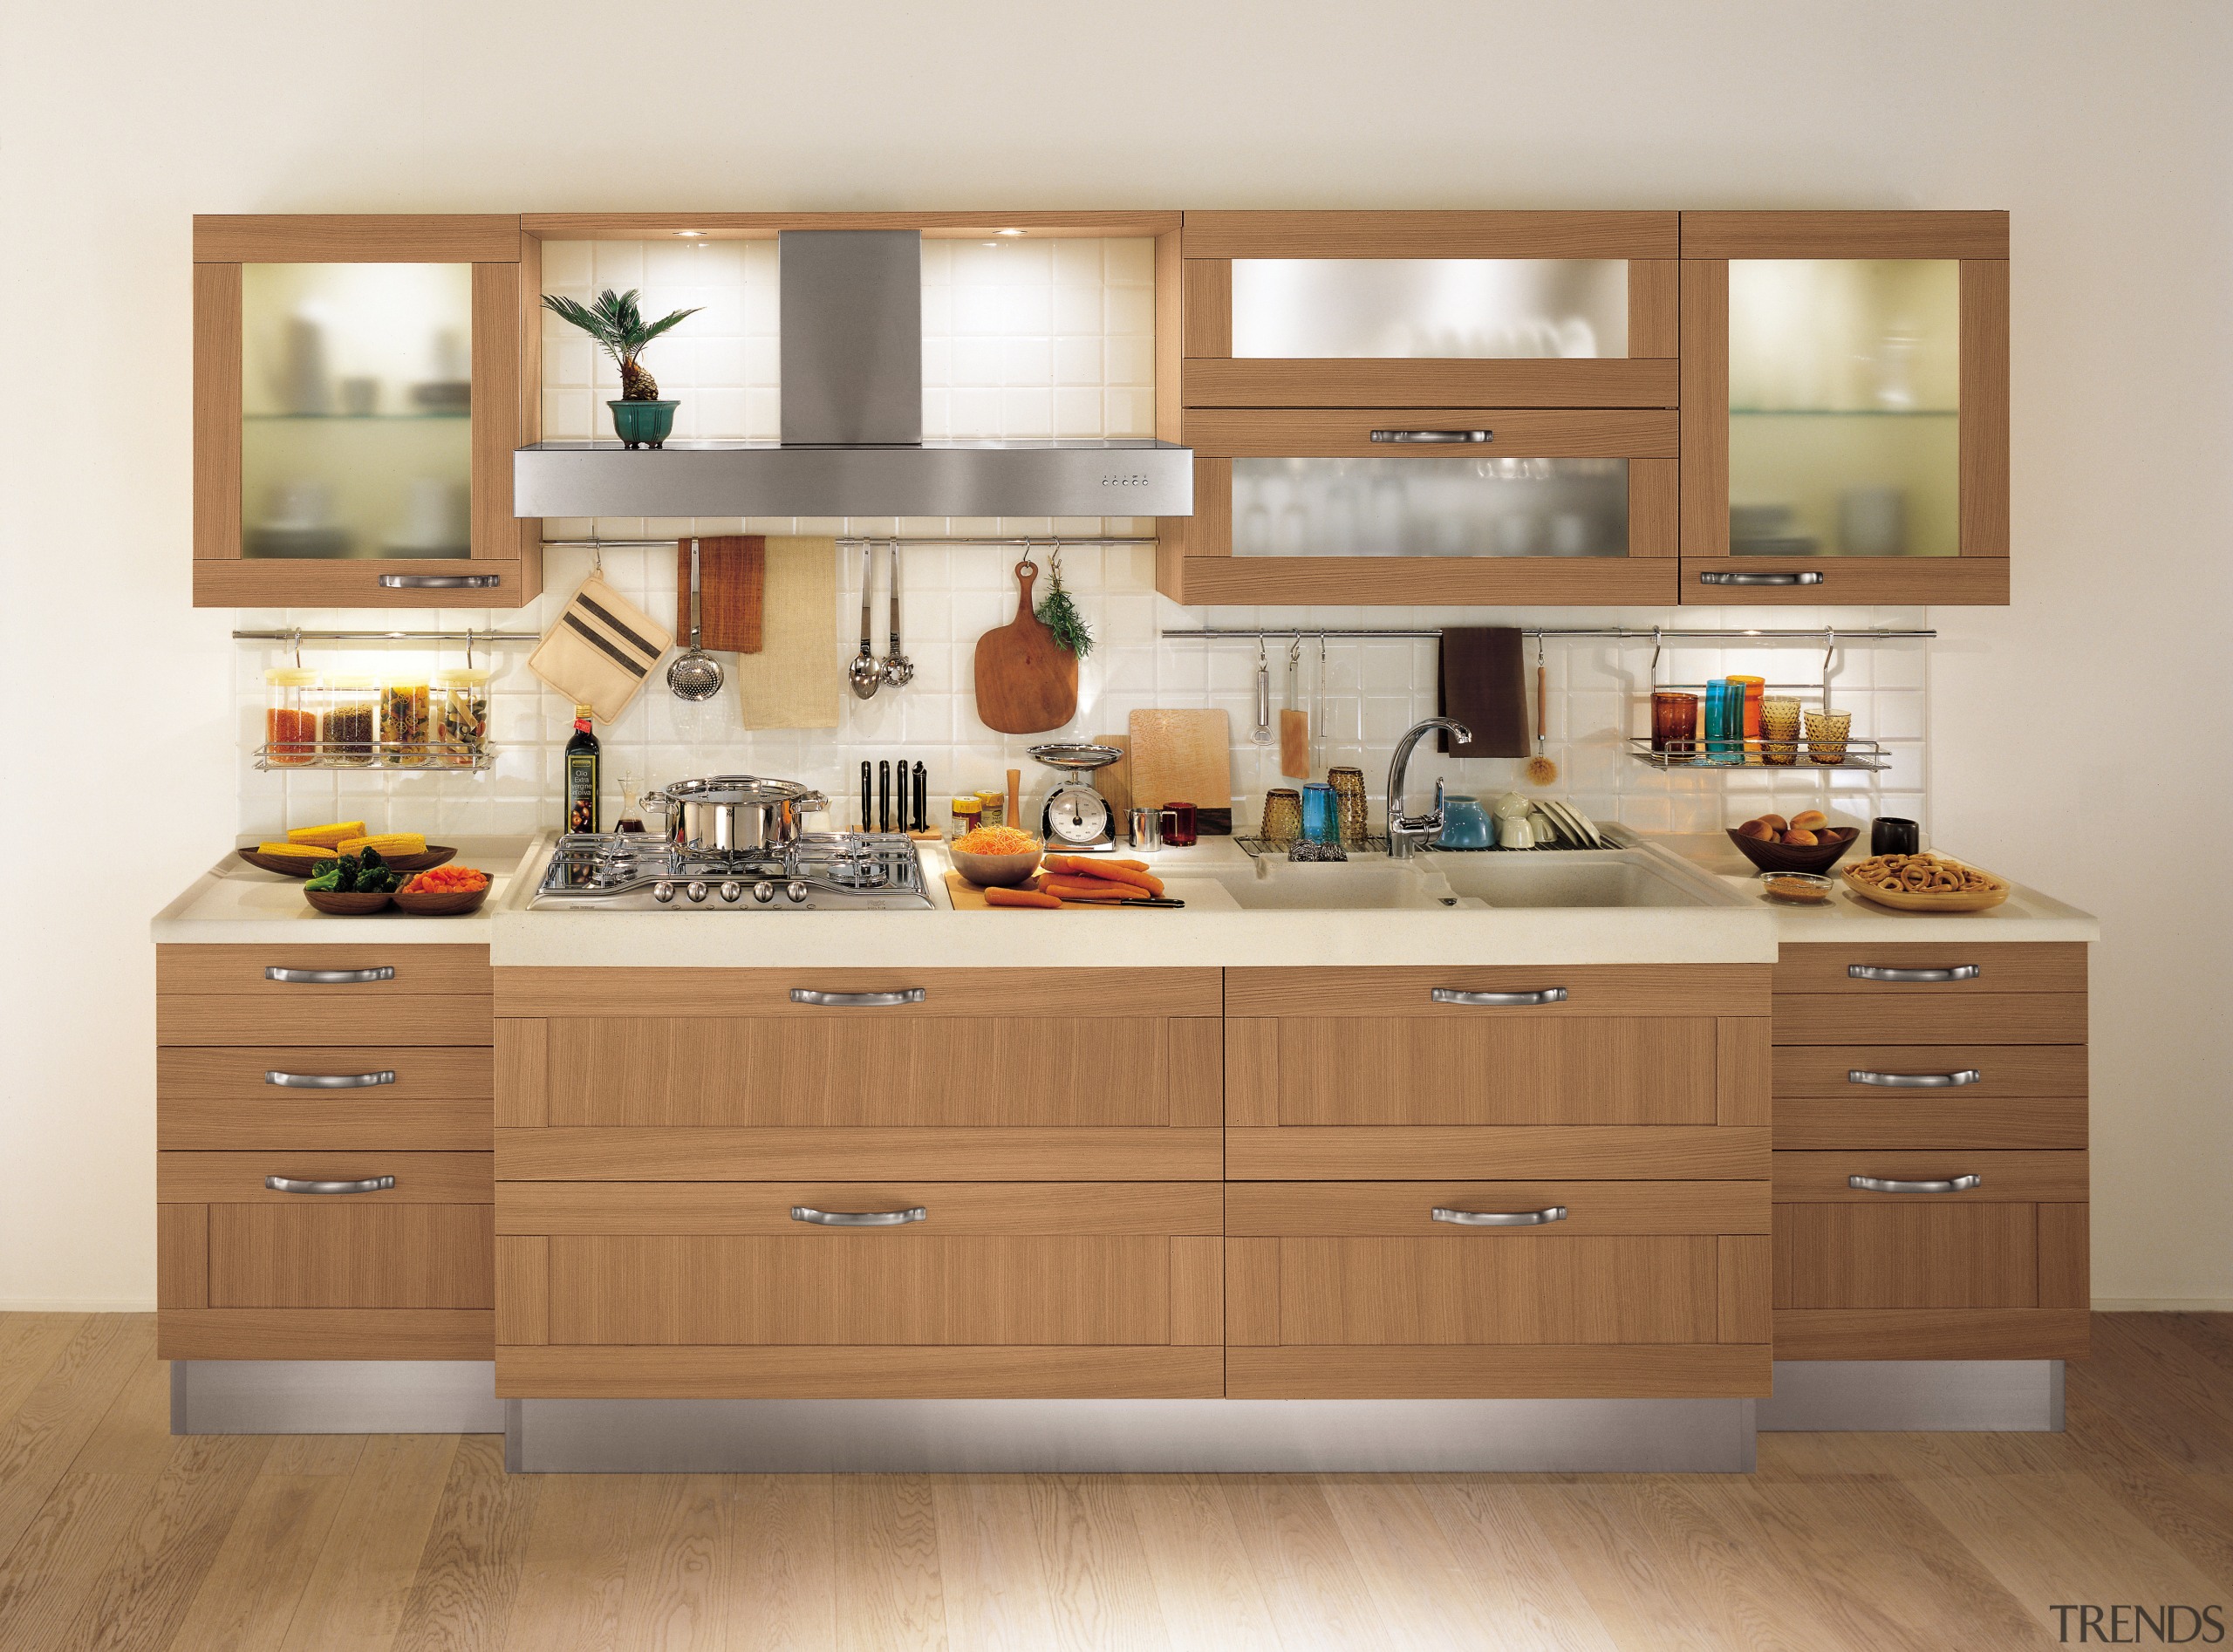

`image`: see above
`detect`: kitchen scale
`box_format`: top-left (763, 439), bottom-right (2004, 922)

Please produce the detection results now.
top-left (1028, 741), bottom-right (1125, 851)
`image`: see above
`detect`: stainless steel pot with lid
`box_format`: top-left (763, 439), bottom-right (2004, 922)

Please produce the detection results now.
top-left (641, 775), bottom-right (829, 855)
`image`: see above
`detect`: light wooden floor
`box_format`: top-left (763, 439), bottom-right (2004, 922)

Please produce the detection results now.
top-left (0, 1315), bottom-right (2226, 1649)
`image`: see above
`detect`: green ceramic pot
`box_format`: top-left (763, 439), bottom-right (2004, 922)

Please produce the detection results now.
top-left (608, 399), bottom-right (679, 449)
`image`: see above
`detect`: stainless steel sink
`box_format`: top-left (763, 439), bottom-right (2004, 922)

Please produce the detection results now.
top-left (1205, 847), bottom-right (1736, 911)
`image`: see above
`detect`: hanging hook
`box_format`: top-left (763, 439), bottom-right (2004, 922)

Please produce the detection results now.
top-left (466, 629), bottom-right (477, 671)
top-left (1821, 627), bottom-right (1837, 712)
top-left (290, 627), bottom-right (303, 670)
top-left (1287, 635), bottom-right (1304, 667)
top-left (1649, 625), bottom-right (1663, 691)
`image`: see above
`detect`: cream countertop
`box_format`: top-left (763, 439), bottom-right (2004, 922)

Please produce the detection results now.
top-left (154, 831), bottom-right (2095, 963)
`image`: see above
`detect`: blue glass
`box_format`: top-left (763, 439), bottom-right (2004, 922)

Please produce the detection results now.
top-left (1703, 681), bottom-right (1737, 764)
top-left (1300, 782), bottom-right (1341, 844)
top-left (1436, 794), bottom-right (1492, 849)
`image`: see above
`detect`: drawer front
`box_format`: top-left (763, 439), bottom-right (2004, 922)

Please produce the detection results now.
top-left (1775, 1094), bottom-right (2086, 1151)
top-left (160, 1046), bottom-right (494, 1101)
top-left (1772, 1150), bottom-right (2086, 1203)
top-left (208, 1205), bottom-right (493, 1308)
top-left (1773, 943), bottom-right (2085, 996)
top-left (159, 1150), bottom-right (493, 1204)
top-left (1238, 1014), bottom-right (1719, 1126)
top-left (530, 1015), bottom-right (1213, 1129)
top-left (1773, 1043), bottom-right (2086, 1098)
top-left (159, 994), bottom-right (492, 1048)
top-left (158, 943), bottom-right (492, 997)
top-left (500, 1182), bottom-right (1220, 1350)
top-left (1774, 993), bottom-right (2086, 1047)
top-left (1775, 1203), bottom-right (2040, 1308)
top-left (159, 1047), bottom-right (493, 1149)
top-left (1228, 964), bottom-right (1768, 1019)
top-left (1226, 1180), bottom-right (1769, 1238)
top-left (495, 966), bottom-right (1221, 1019)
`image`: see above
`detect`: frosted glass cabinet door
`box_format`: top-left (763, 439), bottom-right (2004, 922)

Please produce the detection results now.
top-left (1171, 407), bottom-right (1680, 606)
top-left (1679, 211), bottom-right (2010, 606)
top-left (191, 214), bottom-right (535, 610)
top-left (1181, 211), bottom-right (1680, 409)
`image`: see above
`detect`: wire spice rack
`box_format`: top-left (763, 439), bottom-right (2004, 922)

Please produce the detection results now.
top-left (253, 739), bottom-right (495, 773)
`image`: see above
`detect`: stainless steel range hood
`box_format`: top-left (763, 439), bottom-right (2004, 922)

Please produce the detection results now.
top-left (516, 229), bottom-right (1192, 519)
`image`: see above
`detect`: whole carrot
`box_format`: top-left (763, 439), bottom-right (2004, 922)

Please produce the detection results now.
top-left (984, 886), bottom-right (1061, 909)
top-left (1045, 857), bottom-right (1165, 897)
top-left (1041, 878), bottom-right (1141, 902)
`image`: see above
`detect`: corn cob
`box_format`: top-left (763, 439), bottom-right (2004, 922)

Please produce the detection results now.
top-left (256, 842), bottom-right (339, 863)
top-left (338, 833), bottom-right (427, 857)
top-left (286, 821), bottom-right (367, 850)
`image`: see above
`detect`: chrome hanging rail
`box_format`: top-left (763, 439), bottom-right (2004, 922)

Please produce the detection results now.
top-left (232, 628), bottom-right (541, 644)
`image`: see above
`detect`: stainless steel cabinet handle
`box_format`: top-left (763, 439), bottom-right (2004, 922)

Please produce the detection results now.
top-left (266, 1069), bottom-right (397, 1089)
top-left (379, 573), bottom-right (502, 589)
top-left (1698, 570), bottom-right (1825, 586)
top-left (266, 1175), bottom-right (395, 1195)
top-left (1847, 964), bottom-right (1981, 983)
top-left (264, 966), bottom-right (395, 984)
top-left (1848, 1173), bottom-right (1981, 1195)
top-left (790, 1205), bottom-right (927, 1226)
top-left (1848, 1068), bottom-right (1983, 1089)
top-left (1370, 428), bottom-right (1492, 444)
top-left (789, 987), bottom-right (926, 1007)
top-left (1431, 986), bottom-right (1569, 1007)
top-left (1432, 1205), bottom-right (1568, 1226)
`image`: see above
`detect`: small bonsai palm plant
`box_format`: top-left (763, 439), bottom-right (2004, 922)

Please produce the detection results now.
top-left (542, 288), bottom-right (701, 400)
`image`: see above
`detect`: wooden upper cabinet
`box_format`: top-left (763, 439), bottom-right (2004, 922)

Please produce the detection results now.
top-left (1163, 210), bottom-right (1680, 606)
top-left (192, 215), bottom-right (543, 609)
top-left (1678, 210), bottom-right (2009, 605)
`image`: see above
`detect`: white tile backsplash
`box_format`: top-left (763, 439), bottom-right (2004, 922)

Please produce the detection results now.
top-left (232, 236), bottom-right (1932, 843)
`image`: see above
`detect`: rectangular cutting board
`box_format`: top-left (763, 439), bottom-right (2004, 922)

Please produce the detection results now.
top-left (1127, 709), bottom-right (1233, 825)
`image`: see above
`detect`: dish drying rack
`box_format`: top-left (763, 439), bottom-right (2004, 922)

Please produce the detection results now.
top-left (1161, 624), bottom-right (1923, 775)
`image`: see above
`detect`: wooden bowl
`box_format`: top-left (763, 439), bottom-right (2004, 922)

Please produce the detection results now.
top-left (1842, 858), bottom-right (2011, 913)
top-left (948, 844), bottom-right (1045, 888)
top-left (303, 889), bottom-right (393, 915)
top-left (240, 844), bottom-right (455, 878)
top-left (392, 879), bottom-right (490, 916)
top-left (1725, 825), bottom-right (1859, 875)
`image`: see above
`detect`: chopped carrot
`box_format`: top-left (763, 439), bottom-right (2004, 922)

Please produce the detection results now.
top-left (983, 886), bottom-right (1061, 909)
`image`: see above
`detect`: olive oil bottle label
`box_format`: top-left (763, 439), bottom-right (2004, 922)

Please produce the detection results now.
top-left (566, 754), bottom-right (600, 834)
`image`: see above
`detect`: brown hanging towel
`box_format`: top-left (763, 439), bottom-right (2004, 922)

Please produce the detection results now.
top-left (675, 536), bottom-right (766, 653)
top-left (1437, 626), bottom-right (1530, 756)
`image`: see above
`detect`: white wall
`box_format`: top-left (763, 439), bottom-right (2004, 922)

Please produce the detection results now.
top-left (4, 0), bottom-right (2225, 1307)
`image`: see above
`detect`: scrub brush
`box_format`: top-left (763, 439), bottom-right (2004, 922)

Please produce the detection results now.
top-left (1524, 638), bottom-right (1559, 786)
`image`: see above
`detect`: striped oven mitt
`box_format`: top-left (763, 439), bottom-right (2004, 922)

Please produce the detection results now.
top-left (526, 575), bottom-right (674, 724)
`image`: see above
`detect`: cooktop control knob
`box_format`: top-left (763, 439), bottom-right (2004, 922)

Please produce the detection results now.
top-left (784, 881), bottom-right (809, 905)
top-left (685, 881), bottom-right (710, 904)
top-left (718, 882), bottom-right (744, 904)
top-left (652, 882), bottom-right (677, 904)
top-left (751, 881), bottom-right (775, 905)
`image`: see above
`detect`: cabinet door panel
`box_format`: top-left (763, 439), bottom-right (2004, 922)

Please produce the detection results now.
top-left (208, 1204), bottom-right (493, 1308)
top-left (543, 1016), bottom-right (1174, 1128)
top-left (1275, 1016), bottom-right (1716, 1126)
top-left (1774, 1204), bottom-right (2037, 1309)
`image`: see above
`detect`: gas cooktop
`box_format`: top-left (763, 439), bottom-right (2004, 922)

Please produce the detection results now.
top-left (530, 832), bottom-right (934, 911)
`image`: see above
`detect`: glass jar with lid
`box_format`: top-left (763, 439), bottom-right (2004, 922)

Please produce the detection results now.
top-left (309, 676), bottom-right (378, 766)
top-left (380, 676), bottom-right (431, 767)
top-left (433, 668), bottom-right (491, 768)
top-left (263, 667), bottom-right (318, 766)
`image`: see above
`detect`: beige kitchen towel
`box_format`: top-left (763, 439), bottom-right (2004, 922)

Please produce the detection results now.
top-left (526, 574), bottom-right (674, 725)
top-left (731, 536), bottom-right (842, 729)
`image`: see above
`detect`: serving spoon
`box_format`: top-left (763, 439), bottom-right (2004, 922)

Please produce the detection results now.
top-left (848, 540), bottom-right (884, 700)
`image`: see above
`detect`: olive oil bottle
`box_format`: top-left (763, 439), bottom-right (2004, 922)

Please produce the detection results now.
top-left (563, 706), bottom-right (601, 835)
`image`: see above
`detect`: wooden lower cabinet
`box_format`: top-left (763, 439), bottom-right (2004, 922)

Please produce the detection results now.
top-left (1772, 941), bottom-right (2090, 1362)
top-left (495, 1181), bottom-right (1222, 1397)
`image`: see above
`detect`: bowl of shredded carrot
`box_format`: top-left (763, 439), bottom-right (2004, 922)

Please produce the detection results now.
top-left (948, 826), bottom-right (1044, 888)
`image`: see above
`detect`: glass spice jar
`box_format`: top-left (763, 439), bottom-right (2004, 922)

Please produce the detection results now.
top-left (381, 677), bottom-right (431, 767)
top-left (263, 667), bottom-right (318, 767)
top-left (312, 676), bottom-right (378, 766)
top-left (433, 668), bottom-right (490, 768)
top-left (949, 796), bottom-right (983, 840)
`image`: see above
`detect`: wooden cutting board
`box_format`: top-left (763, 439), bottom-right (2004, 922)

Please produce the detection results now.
top-left (1128, 709), bottom-right (1233, 829)
top-left (973, 560), bottom-right (1077, 734)
top-left (674, 536), bottom-right (764, 653)
top-left (1090, 734), bottom-right (1132, 820)
top-left (944, 871), bottom-right (1171, 911)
